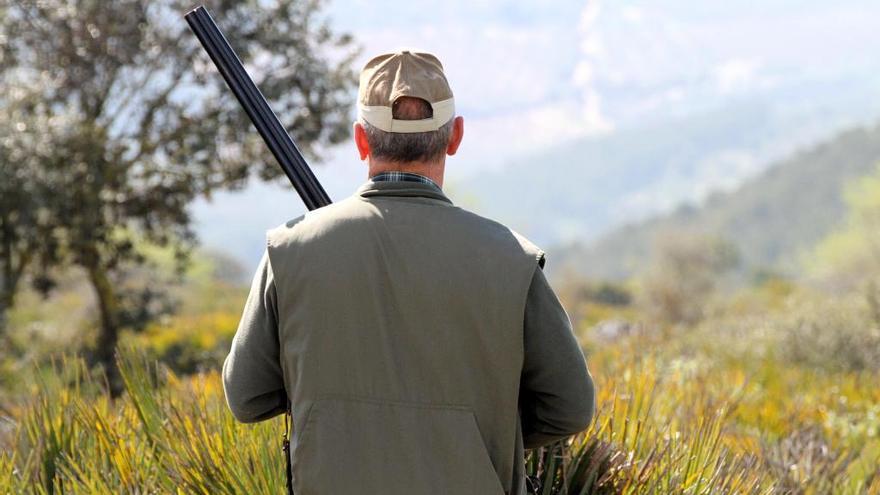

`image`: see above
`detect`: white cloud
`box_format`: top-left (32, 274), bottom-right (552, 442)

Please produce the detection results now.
top-left (579, 0), bottom-right (601, 27)
top-left (459, 99), bottom-right (607, 174)
top-left (713, 58), bottom-right (762, 94)
top-left (573, 0), bottom-right (613, 133)
top-left (351, 22), bottom-right (574, 112)
top-left (334, 5), bottom-right (601, 172)
top-left (572, 61), bottom-right (594, 86)
top-left (621, 6), bottom-right (644, 23)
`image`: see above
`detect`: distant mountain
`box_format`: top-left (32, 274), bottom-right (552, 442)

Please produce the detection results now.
top-left (193, 78), bottom-right (880, 270)
top-left (464, 82), bottom-right (880, 248)
top-left (553, 124), bottom-right (880, 280)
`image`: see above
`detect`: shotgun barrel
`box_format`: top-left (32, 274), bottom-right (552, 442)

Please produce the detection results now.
top-left (184, 5), bottom-right (332, 211)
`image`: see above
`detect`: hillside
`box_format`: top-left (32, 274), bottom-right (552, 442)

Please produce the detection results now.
top-left (462, 76), bottom-right (880, 248)
top-left (554, 124), bottom-right (880, 280)
top-left (193, 74), bottom-right (880, 269)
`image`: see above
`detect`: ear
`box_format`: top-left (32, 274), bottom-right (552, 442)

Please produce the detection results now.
top-left (446, 116), bottom-right (464, 156)
top-left (354, 122), bottom-right (370, 160)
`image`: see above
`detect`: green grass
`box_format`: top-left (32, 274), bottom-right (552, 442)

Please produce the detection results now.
top-left (3, 260), bottom-right (880, 494)
top-left (2, 335), bottom-right (878, 494)
top-left (3, 352), bottom-right (285, 494)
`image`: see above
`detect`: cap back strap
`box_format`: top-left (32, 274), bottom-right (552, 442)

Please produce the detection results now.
top-left (359, 97), bottom-right (455, 133)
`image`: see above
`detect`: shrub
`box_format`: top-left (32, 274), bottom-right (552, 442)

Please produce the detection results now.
top-left (776, 294), bottom-right (880, 373)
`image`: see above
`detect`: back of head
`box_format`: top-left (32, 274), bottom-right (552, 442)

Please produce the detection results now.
top-left (361, 96), bottom-right (453, 163)
top-left (357, 51), bottom-right (456, 164)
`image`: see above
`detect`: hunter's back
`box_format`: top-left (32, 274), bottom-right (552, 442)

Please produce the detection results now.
top-left (266, 180), bottom-right (543, 495)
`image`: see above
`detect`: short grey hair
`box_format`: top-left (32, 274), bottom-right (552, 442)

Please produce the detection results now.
top-left (361, 97), bottom-right (454, 163)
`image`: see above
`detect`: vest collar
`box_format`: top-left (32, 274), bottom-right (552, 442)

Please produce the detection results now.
top-left (356, 179), bottom-right (453, 204)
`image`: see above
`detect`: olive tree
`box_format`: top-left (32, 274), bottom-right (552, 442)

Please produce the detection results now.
top-left (0, 0), bottom-right (356, 390)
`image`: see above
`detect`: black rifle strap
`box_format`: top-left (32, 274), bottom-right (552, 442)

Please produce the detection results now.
top-left (283, 403), bottom-right (294, 495)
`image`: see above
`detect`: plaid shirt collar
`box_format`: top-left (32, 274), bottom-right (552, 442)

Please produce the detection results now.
top-left (370, 171), bottom-right (442, 192)
top-left (358, 173), bottom-right (451, 204)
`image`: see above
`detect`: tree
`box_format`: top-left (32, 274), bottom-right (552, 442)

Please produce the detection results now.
top-left (809, 164), bottom-right (880, 287)
top-left (808, 164), bottom-right (880, 326)
top-left (0, 0), bottom-right (357, 390)
top-left (0, 95), bottom-right (57, 333)
top-left (641, 231), bottom-right (739, 325)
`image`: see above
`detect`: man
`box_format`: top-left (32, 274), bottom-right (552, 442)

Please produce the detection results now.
top-left (223, 50), bottom-right (596, 495)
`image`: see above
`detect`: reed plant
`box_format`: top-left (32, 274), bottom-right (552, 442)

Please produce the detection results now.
top-left (2, 341), bottom-right (879, 494)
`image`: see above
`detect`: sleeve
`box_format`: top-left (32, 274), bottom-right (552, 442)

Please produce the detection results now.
top-left (519, 265), bottom-right (596, 449)
top-left (222, 249), bottom-right (287, 423)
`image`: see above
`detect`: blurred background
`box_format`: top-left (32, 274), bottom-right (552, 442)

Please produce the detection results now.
top-left (201, 0), bottom-right (880, 271)
top-left (2, 1), bottom-right (880, 493)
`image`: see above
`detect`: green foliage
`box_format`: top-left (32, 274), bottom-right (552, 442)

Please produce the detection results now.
top-left (543, 256), bottom-right (880, 493)
top-left (768, 291), bottom-right (880, 374)
top-left (559, 279), bottom-right (633, 309)
top-left (559, 124), bottom-right (880, 281)
top-left (808, 164), bottom-right (880, 285)
top-left (4, 325), bottom-right (880, 494)
top-left (556, 276), bottom-right (637, 335)
top-left (0, 94), bottom-right (59, 331)
top-left (0, 247), bottom-right (246, 399)
top-left (0, 0), bottom-right (358, 386)
top-left (128, 310), bottom-right (241, 375)
top-left (7, 122), bottom-right (880, 491)
top-left (3, 350), bottom-right (286, 494)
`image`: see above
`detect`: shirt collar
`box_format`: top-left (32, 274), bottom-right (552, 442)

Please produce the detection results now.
top-left (356, 176), bottom-right (453, 204)
top-left (370, 171), bottom-right (442, 191)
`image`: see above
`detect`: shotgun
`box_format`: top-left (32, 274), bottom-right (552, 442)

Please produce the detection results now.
top-left (184, 6), bottom-right (323, 494)
top-left (184, 5), bottom-right (332, 211)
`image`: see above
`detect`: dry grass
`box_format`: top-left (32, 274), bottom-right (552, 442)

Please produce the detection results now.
top-left (2, 321), bottom-right (879, 493)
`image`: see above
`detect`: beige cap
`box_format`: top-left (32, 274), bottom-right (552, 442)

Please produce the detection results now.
top-left (358, 51), bottom-right (455, 133)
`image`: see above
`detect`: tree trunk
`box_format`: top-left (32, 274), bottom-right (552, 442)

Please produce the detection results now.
top-left (87, 263), bottom-right (123, 397)
top-left (0, 287), bottom-right (13, 347)
top-left (0, 250), bottom-right (28, 339)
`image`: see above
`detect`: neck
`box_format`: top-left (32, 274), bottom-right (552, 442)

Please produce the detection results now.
top-left (368, 159), bottom-right (445, 187)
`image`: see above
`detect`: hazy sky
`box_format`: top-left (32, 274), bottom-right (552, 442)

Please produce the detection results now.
top-left (194, 0), bottom-right (880, 268)
top-left (318, 0), bottom-right (880, 171)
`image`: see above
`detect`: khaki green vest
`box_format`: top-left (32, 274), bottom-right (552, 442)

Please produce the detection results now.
top-left (267, 180), bottom-right (544, 495)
